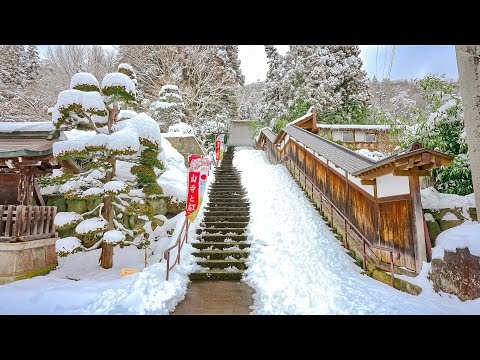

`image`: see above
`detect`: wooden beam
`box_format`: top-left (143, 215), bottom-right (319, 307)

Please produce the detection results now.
top-left (361, 179), bottom-right (376, 185)
top-left (409, 167), bottom-right (427, 272)
top-left (419, 162), bottom-right (436, 171)
top-left (393, 169), bottom-right (430, 177)
top-left (33, 181), bottom-right (45, 206)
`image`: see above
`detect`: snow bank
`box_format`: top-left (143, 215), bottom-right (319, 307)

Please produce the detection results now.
top-left (421, 187), bottom-right (476, 209)
top-left (432, 223), bottom-right (480, 260)
top-left (157, 138), bottom-right (187, 201)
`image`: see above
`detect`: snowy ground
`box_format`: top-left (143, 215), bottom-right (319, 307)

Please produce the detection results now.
top-left (0, 174), bottom-right (213, 315)
top-left (233, 148), bottom-right (480, 314)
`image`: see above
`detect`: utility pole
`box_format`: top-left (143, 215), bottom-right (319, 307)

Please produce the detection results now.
top-left (455, 45), bottom-right (480, 216)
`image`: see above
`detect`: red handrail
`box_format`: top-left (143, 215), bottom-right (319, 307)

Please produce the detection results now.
top-left (163, 217), bottom-right (189, 281)
top-left (279, 155), bottom-right (400, 287)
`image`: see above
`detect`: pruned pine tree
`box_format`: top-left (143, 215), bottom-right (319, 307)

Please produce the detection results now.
top-left (49, 64), bottom-right (163, 269)
top-left (149, 84), bottom-right (187, 131)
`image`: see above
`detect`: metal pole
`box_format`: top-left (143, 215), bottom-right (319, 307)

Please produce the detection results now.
top-left (363, 240), bottom-right (367, 272)
top-left (166, 253), bottom-right (170, 281)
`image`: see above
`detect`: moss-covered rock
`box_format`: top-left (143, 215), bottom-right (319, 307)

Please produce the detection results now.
top-left (150, 218), bottom-right (165, 231)
top-left (66, 199), bottom-right (88, 214)
top-left (147, 198), bottom-right (168, 216)
top-left (86, 197), bottom-right (102, 212)
top-left (167, 198), bottom-right (185, 215)
top-left (46, 196), bottom-right (67, 212)
top-left (129, 215), bottom-right (147, 229)
top-left (468, 207), bottom-right (478, 222)
top-left (425, 218), bottom-right (443, 246)
top-left (371, 269), bottom-right (422, 295)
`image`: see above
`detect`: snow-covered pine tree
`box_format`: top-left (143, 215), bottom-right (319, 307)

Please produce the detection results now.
top-left (149, 84), bottom-right (187, 132)
top-left (0, 45), bottom-right (26, 86)
top-left (261, 45), bottom-right (287, 122)
top-left (25, 45), bottom-right (40, 81)
top-left (49, 64), bottom-right (163, 269)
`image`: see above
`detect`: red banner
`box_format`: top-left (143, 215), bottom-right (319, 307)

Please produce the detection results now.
top-left (215, 136), bottom-right (221, 161)
top-left (185, 171), bottom-right (200, 218)
top-left (188, 155), bottom-right (201, 167)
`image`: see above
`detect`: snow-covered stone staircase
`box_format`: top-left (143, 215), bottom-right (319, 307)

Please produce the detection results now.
top-left (190, 147), bottom-right (250, 281)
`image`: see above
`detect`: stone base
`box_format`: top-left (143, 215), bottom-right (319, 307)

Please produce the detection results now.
top-left (0, 237), bottom-right (58, 285)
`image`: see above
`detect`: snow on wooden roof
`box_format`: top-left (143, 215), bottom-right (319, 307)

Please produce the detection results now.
top-left (316, 124), bottom-right (390, 131)
top-left (281, 126), bottom-right (375, 173)
top-left (0, 122), bottom-right (56, 134)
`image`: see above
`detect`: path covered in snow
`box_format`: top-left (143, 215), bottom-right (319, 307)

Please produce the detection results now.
top-left (234, 148), bottom-right (480, 314)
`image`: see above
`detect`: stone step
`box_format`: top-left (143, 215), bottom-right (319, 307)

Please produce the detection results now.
top-left (192, 242), bottom-right (250, 250)
top-left (204, 207), bottom-right (249, 212)
top-left (207, 201), bottom-right (249, 206)
top-left (204, 211), bottom-right (250, 217)
top-left (201, 221), bottom-right (249, 228)
top-left (196, 259), bottom-right (247, 270)
top-left (200, 234), bottom-right (248, 242)
top-left (189, 269), bottom-right (244, 281)
top-left (208, 192), bottom-right (247, 197)
top-left (203, 216), bottom-right (250, 222)
top-left (205, 203), bottom-right (249, 208)
top-left (194, 250), bottom-right (250, 260)
top-left (197, 227), bottom-right (246, 235)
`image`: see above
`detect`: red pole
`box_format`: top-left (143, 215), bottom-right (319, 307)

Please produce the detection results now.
top-left (166, 253), bottom-right (170, 281)
top-left (390, 251), bottom-right (395, 287)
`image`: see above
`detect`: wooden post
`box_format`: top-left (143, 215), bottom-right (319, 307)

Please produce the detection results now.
top-left (409, 167), bottom-right (427, 272)
top-left (33, 181), bottom-right (45, 206)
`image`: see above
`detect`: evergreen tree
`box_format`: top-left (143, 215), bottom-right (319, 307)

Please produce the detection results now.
top-left (0, 45), bottom-right (26, 86)
top-left (25, 45), bottom-right (40, 81)
top-left (149, 84), bottom-right (187, 131)
top-left (48, 64), bottom-right (163, 269)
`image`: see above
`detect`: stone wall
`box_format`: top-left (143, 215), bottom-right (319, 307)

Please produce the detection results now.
top-left (45, 194), bottom-right (185, 238)
top-left (164, 136), bottom-right (205, 164)
top-left (0, 237), bottom-right (58, 284)
top-left (424, 207), bottom-right (477, 246)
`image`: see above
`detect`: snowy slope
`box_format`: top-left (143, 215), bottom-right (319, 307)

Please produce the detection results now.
top-left (0, 172), bottom-right (215, 314)
top-left (233, 148), bottom-right (480, 314)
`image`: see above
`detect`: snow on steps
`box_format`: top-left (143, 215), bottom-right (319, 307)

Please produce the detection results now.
top-left (190, 146), bottom-right (250, 281)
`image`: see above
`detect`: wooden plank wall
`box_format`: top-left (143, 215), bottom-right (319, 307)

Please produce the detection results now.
top-left (260, 134), bottom-right (417, 271)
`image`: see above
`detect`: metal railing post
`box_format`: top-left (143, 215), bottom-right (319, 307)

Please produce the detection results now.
top-left (166, 253), bottom-right (170, 281)
top-left (390, 251), bottom-right (395, 288)
top-left (363, 240), bottom-right (367, 272)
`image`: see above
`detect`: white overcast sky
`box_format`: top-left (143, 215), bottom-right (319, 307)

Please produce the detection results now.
top-left (238, 45), bottom-right (458, 84)
top-left (38, 45), bottom-right (459, 85)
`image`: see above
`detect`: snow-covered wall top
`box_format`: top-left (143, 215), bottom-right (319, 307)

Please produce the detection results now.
top-left (0, 122), bottom-right (56, 133)
top-left (317, 124), bottom-right (390, 130)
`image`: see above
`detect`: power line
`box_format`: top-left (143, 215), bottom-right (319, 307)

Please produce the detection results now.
top-left (387, 45), bottom-right (396, 80)
top-left (382, 45), bottom-right (388, 80)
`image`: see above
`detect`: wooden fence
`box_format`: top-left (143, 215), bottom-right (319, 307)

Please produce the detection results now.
top-left (260, 134), bottom-right (417, 271)
top-left (0, 205), bottom-right (57, 242)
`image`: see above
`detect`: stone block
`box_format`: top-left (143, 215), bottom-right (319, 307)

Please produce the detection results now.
top-left (66, 199), bottom-right (88, 214)
top-left (429, 248), bottom-right (480, 301)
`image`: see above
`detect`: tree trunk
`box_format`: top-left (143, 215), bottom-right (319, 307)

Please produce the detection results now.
top-left (99, 103), bottom-right (119, 269)
top-left (455, 45), bottom-right (480, 217)
top-left (100, 241), bottom-right (114, 269)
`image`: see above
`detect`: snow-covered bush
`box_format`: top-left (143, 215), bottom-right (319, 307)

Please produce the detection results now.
top-left (49, 64), bottom-right (164, 269)
top-left (399, 75), bottom-right (472, 195)
top-left (167, 122), bottom-right (193, 135)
